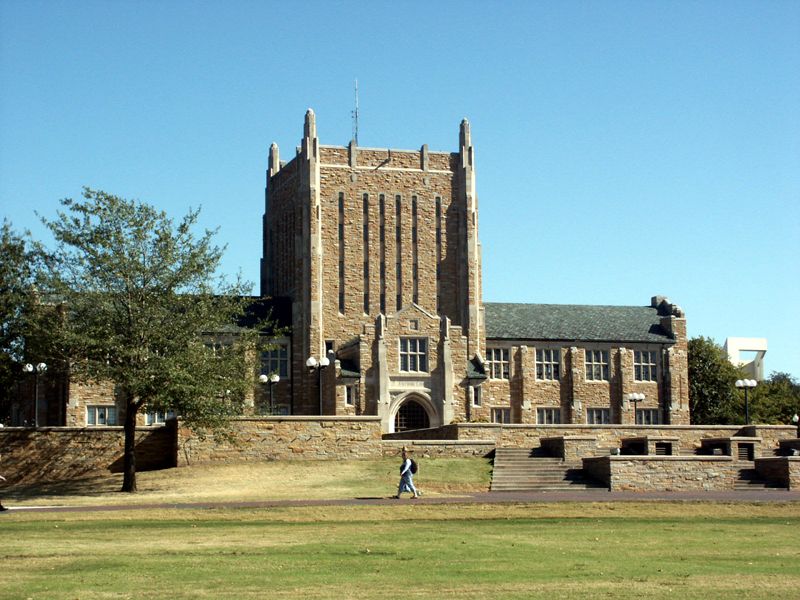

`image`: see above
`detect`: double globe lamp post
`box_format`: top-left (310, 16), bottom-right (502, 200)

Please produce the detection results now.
top-left (626, 392), bottom-right (645, 424)
top-left (735, 379), bottom-right (757, 425)
top-left (306, 355), bottom-right (330, 415)
top-left (258, 373), bottom-right (280, 415)
top-left (23, 362), bottom-right (47, 427)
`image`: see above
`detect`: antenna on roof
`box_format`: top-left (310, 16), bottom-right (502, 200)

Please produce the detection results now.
top-left (351, 78), bottom-right (359, 146)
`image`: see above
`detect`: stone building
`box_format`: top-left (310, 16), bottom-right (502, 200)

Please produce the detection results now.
top-left (259, 110), bottom-right (690, 432)
top-left (5, 109), bottom-right (689, 432)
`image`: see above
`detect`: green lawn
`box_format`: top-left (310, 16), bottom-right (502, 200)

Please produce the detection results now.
top-left (2, 503), bottom-right (799, 599)
top-left (4, 457), bottom-right (493, 506)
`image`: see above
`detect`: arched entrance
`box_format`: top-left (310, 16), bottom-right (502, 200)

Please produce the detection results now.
top-left (394, 398), bottom-right (430, 432)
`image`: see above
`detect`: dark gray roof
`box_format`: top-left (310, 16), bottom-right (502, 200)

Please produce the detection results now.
top-left (485, 302), bottom-right (674, 344)
top-left (466, 356), bottom-right (487, 380)
top-left (338, 359), bottom-right (360, 379)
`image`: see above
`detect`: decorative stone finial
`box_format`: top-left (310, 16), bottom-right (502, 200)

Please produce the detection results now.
top-left (304, 108), bottom-right (316, 139)
top-left (459, 118), bottom-right (471, 148)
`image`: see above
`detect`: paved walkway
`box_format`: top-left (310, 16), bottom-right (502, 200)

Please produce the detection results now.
top-left (6, 489), bottom-right (800, 513)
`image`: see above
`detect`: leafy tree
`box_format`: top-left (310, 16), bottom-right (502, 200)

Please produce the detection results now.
top-left (38, 188), bottom-right (267, 492)
top-left (750, 372), bottom-right (800, 425)
top-left (0, 220), bottom-right (36, 420)
top-left (688, 336), bottom-right (747, 424)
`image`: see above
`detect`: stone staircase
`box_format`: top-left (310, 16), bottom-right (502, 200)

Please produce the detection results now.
top-left (490, 448), bottom-right (606, 492)
top-left (734, 467), bottom-right (786, 490)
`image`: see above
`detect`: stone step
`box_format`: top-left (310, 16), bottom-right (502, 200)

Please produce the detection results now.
top-left (734, 469), bottom-right (787, 490)
top-left (491, 448), bottom-right (604, 492)
top-left (491, 480), bottom-right (606, 490)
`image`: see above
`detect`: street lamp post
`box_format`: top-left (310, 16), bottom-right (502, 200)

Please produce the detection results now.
top-left (23, 362), bottom-right (47, 427)
top-left (306, 356), bottom-right (330, 415)
top-left (626, 392), bottom-right (645, 424)
top-left (792, 413), bottom-right (799, 438)
top-left (258, 373), bottom-right (280, 415)
top-left (735, 379), bottom-right (757, 425)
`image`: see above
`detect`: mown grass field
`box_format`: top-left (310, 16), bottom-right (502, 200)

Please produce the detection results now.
top-left (4, 457), bottom-right (492, 507)
top-left (2, 459), bottom-right (799, 598)
top-left (2, 503), bottom-right (799, 599)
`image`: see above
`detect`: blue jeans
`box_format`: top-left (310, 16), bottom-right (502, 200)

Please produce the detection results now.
top-left (398, 473), bottom-right (418, 497)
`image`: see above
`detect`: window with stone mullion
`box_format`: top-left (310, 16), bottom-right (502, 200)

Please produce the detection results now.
top-left (634, 350), bottom-right (657, 382)
top-left (486, 348), bottom-right (509, 379)
top-left (535, 348), bottom-right (560, 381)
top-left (585, 349), bottom-right (609, 381)
top-left (400, 337), bottom-right (428, 372)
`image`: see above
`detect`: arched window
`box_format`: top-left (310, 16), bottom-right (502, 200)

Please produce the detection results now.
top-left (394, 399), bottom-right (430, 432)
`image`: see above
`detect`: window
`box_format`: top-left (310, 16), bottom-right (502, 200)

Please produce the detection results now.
top-left (486, 348), bottom-right (510, 379)
top-left (492, 408), bottom-right (511, 424)
top-left (146, 410), bottom-right (175, 425)
top-left (399, 337), bottom-right (428, 372)
top-left (261, 343), bottom-right (289, 379)
top-left (585, 350), bottom-right (609, 381)
top-left (634, 350), bottom-right (657, 382)
top-left (535, 348), bottom-right (560, 381)
top-left (636, 408), bottom-right (660, 425)
top-left (472, 386), bottom-right (482, 407)
top-left (537, 408), bottom-right (561, 424)
top-left (587, 408), bottom-right (611, 424)
top-left (345, 386), bottom-right (355, 406)
top-left (87, 405), bottom-right (117, 426)
top-left (204, 341), bottom-right (232, 356)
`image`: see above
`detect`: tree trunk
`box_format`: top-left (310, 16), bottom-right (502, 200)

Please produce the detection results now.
top-left (121, 398), bottom-right (138, 493)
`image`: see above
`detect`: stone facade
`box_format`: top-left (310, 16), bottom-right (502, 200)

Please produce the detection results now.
top-left (0, 425), bottom-right (175, 483)
top-left (755, 456), bottom-right (800, 490)
top-left (260, 111), bottom-right (690, 433)
top-left (383, 423), bottom-right (799, 457)
top-left (261, 110), bottom-right (483, 432)
top-left (177, 416), bottom-right (384, 465)
top-left (583, 456), bottom-right (743, 492)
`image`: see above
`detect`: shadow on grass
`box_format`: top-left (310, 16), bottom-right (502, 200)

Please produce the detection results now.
top-left (6, 473), bottom-right (121, 500)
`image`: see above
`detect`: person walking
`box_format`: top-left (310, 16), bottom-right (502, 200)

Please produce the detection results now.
top-left (396, 448), bottom-right (420, 499)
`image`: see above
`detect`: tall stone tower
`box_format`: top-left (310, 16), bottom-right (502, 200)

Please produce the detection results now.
top-left (261, 110), bottom-right (484, 430)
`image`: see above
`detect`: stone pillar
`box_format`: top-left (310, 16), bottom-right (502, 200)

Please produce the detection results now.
top-left (568, 347), bottom-right (582, 423)
top-left (440, 317), bottom-right (454, 425)
top-left (458, 119), bottom-right (484, 360)
top-left (618, 347), bottom-right (632, 424)
top-left (260, 143), bottom-right (281, 297)
top-left (376, 315), bottom-right (391, 430)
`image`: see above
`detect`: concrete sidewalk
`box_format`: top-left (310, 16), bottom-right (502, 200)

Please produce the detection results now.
top-left (5, 488), bottom-right (800, 513)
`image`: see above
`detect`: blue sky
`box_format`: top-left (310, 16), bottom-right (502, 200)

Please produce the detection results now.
top-left (1, 1), bottom-right (798, 377)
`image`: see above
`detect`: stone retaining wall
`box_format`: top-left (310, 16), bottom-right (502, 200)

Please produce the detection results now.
top-left (741, 426), bottom-right (794, 454)
top-left (0, 425), bottom-right (175, 484)
top-left (177, 416), bottom-right (384, 466)
top-left (389, 424), bottom-right (796, 455)
top-left (755, 457), bottom-right (800, 490)
top-left (382, 440), bottom-right (495, 458)
top-left (583, 456), bottom-right (741, 492)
